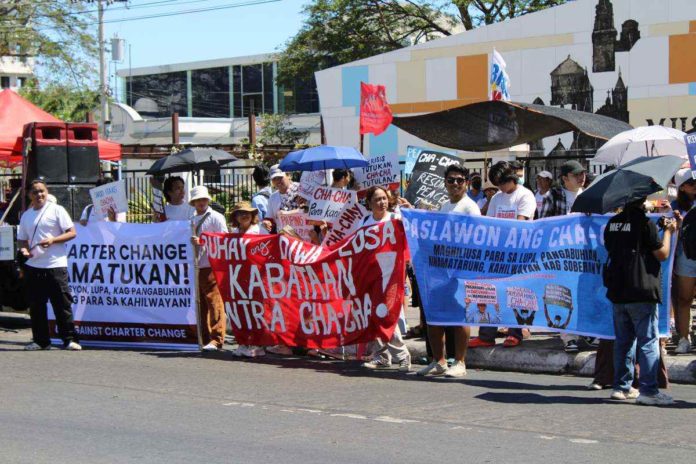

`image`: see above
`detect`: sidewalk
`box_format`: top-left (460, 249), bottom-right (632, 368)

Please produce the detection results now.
top-left (404, 335), bottom-right (696, 384)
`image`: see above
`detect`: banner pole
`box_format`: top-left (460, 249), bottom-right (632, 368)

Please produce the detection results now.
top-left (191, 220), bottom-right (203, 349)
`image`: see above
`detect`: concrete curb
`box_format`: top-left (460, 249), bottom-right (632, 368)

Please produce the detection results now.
top-left (405, 338), bottom-right (696, 385)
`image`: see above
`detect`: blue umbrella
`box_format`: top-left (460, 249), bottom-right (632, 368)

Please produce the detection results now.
top-left (278, 145), bottom-right (368, 172)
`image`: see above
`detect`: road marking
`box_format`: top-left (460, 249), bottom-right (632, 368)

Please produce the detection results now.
top-left (296, 408), bottom-right (322, 414)
top-left (374, 416), bottom-right (420, 424)
top-left (223, 402), bottom-right (239, 406)
top-left (330, 413), bottom-right (368, 420)
top-left (569, 439), bottom-right (598, 444)
top-left (539, 436), bottom-right (557, 440)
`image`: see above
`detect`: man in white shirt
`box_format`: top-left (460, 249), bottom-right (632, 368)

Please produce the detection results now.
top-left (17, 180), bottom-right (80, 351)
top-left (264, 165), bottom-right (298, 232)
top-left (189, 186), bottom-right (229, 352)
top-left (470, 161), bottom-right (536, 349)
top-left (418, 164), bottom-right (480, 378)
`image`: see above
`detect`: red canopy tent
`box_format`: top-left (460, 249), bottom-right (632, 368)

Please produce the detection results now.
top-left (0, 89), bottom-right (121, 164)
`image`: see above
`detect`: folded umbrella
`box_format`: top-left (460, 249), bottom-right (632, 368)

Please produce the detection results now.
top-left (571, 155), bottom-right (685, 214)
top-left (146, 147), bottom-right (239, 175)
top-left (279, 145), bottom-right (368, 172)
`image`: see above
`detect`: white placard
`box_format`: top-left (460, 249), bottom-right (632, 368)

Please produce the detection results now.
top-left (0, 225), bottom-right (14, 261)
top-left (90, 180), bottom-right (128, 219)
top-left (353, 152), bottom-right (400, 190)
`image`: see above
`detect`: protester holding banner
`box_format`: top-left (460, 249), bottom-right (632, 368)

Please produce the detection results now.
top-left (228, 201), bottom-right (267, 358)
top-left (671, 168), bottom-right (696, 354)
top-left (361, 185), bottom-right (411, 371)
top-left (603, 198), bottom-right (679, 405)
top-left (17, 180), bottom-right (81, 351)
top-left (534, 171), bottom-right (553, 218)
top-left (164, 176), bottom-right (194, 221)
top-left (251, 164), bottom-right (272, 220)
top-left (470, 161), bottom-right (535, 349)
top-left (417, 165), bottom-right (480, 378)
top-left (264, 165), bottom-right (299, 232)
top-left (189, 186), bottom-right (228, 352)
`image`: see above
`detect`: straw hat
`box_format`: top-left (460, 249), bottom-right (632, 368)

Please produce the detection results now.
top-left (189, 185), bottom-right (212, 205)
top-left (230, 201), bottom-right (259, 227)
top-left (483, 180), bottom-right (498, 191)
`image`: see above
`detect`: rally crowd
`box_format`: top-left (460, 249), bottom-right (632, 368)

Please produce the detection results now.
top-left (14, 158), bottom-right (696, 408)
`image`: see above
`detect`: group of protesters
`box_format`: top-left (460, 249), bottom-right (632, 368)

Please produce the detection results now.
top-left (15, 155), bottom-right (695, 408)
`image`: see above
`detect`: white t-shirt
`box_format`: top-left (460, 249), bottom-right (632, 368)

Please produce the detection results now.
top-left (563, 188), bottom-right (582, 214)
top-left (439, 195), bottom-right (481, 215)
top-left (486, 185), bottom-right (536, 220)
top-left (362, 211), bottom-right (399, 227)
top-left (79, 205), bottom-right (126, 223)
top-left (267, 183), bottom-right (298, 222)
top-left (230, 224), bottom-right (262, 235)
top-left (165, 202), bottom-right (195, 221)
top-left (192, 208), bottom-right (228, 268)
top-left (17, 203), bottom-right (74, 269)
top-left (534, 191), bottom-right (547, 216)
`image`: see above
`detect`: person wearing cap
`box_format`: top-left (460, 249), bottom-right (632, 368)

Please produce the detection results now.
top-left (534, 171), bottom-right (554, 218)
top-left (467, 173), bottom-right (485, 205)
top-left (539, 161), bottom-right (588, 353)
top-left (228, 201), bottom-right (266, 358)
top-left (264, 164), bottom-right (299, 232)
top-left (539, 161), bottom-right (586, 218)
top-left (189, 186), bottom-right (229, 352)
top-left (671, 168), bottom-right (696, 354)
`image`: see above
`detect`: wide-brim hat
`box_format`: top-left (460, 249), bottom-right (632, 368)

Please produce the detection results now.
top-left (674, 168), bottom-right (695, 190)
top-left (189, 185), bottom-right (212, 205)
top-left (231, 200), bottom-right (259, 216)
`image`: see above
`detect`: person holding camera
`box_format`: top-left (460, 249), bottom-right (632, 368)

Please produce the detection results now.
top-left (17, 180), bottom-right (80, 351)
top-left (603, 198), bottom-right (679, 406)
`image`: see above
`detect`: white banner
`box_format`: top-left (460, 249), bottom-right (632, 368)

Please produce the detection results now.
top-left (322, 201), bottom-right (368, 247)
top-left (299, 184), bottom-right (358, 224)
top-left (353, 153), bottom-right (400, 191)
top-left (49, 221), bottom-right (198, 350)
top-left (0, 225), bottom-right (13, 261)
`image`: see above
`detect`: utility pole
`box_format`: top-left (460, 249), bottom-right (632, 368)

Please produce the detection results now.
top-left (98, 0), bottom-right (108, 135)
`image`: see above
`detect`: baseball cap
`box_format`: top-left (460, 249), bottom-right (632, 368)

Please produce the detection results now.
top-left (536, 170), bottom-right (553, 180)
top-left (674, 168), bottom-right (695, 189)
top-left (269, 164), bottom-right (286, 179)
top-left (560, 160), bottom-right (586, 177)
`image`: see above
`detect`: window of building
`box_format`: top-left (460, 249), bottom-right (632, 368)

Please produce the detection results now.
top-left (17, 77), bottom-right (26, 88)
top-left (126, 71), bottom-right (188, 117)
top-left (191, 67), bottom-right (229, 118)
top-left (1, 76), bottom-right (10, 89)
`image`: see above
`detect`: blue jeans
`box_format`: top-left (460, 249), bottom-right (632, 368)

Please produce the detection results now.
top-left (612, 303), bottom-right (659, 395)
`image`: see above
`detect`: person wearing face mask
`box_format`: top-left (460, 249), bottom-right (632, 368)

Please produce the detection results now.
top-left (17, 180), bottom-right (80, 351)
top-left (469, 161), bottom-right (536, 349)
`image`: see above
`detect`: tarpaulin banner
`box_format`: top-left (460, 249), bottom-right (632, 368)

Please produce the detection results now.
top-left (49, 221), bottom-right (198, 349)
top-left (403, 149), bottom-right (462, 210)
top-left (360, 82), bottom-right (393, 136)
top-left (205, 220), bottom-right (406, 348)
top-left (401, 209), bottom-right (672, 338)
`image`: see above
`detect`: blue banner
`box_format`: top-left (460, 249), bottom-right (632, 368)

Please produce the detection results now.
top-left (685, 133), bottom-right (696, 179)
top-left (401, 210), bottom-right (673, 338)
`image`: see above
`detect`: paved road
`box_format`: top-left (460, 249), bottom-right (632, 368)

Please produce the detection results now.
top-left (1, 323), bottom-right (695, 464)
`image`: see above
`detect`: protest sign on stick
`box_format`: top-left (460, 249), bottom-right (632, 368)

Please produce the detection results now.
top-left (303, 185), bottom-right (358, 224)
top-left (403, 149), bottom-right (462, 210)
top-left (322, 201), bottom-right (368, 248)
top-left (354, 152), bottom-right (400, 191)
top-left (90, 180), bottom-right (128, 219)
top-left (277, 209), bottom-right (314, 243)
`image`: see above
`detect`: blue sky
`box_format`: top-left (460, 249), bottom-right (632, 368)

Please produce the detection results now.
top-left (103, 0), bottom-right (307, 69)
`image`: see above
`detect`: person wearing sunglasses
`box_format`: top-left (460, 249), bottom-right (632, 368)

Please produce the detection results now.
top-left (417, 164), bottom-right (480, 378)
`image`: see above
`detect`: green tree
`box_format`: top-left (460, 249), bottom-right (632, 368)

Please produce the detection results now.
top-left (19, 78), bottom-right (99, 122)
top-left (0, 1), bottom-right (98, 86)
top-left (257, 113), bottom-right (310, 146)
top-left (277, 0), bottom-right (569, 86)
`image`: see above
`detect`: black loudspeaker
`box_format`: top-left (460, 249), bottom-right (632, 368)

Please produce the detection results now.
top-left (66, 123), bottom-right (100, 183)
top-left (23, 122), bottom-right (69, 183)
top-left (48, 184), bottom-right (95, 221)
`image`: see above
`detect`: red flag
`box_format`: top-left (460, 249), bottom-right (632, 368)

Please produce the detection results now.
top-left (360, 82), bottom-right (393, 136)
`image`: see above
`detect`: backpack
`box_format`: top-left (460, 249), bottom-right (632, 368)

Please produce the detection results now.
top-left (681, 208), bottom-right (696, 260)
top-left (603, 213), bottom-right (661, 304)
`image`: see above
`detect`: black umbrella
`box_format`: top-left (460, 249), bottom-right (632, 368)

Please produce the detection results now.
top-left (146, 147), bottom-right (239, 175)
top-left (571, 155), bottom-right (685, 214)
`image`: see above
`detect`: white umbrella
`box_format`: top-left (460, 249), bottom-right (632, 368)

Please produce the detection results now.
top-left (593, 125), bottom-right (687, 166)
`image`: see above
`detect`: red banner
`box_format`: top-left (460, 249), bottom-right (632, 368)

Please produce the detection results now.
top-left (204, 221), bottom-right (406, 349)
top-left (360, 82), bottom-right (393, 136)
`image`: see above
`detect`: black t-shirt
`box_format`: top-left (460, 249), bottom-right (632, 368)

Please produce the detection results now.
top-left (604, 208), bottom-right (663, 303)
